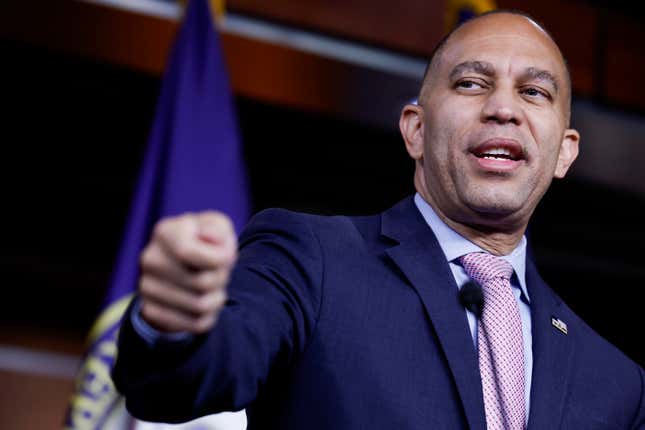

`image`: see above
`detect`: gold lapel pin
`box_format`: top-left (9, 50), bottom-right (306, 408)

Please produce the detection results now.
top-left (551, 317), bottom-right (568, 335)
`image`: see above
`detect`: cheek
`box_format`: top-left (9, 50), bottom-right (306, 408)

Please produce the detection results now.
top-left (422, 99), bottom-right (478, 175)
top-left (527, 113), bottom-right (565, 168)
top-left (423, 127), bottom-right (456, 176)
top-left (539, 133), bottom-right (564, 171)
top-left (425, 107), bottom-right (467, 153)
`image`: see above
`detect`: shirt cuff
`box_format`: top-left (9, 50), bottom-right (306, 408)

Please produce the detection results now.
top-left (130, 299), bottom-right (194, 346)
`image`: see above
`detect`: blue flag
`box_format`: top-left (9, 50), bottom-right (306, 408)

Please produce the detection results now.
top-left (66, 1), bottom-right (250, 427)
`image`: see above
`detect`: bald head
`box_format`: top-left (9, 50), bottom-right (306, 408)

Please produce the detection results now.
top-left (399, 9), bottom-right (580, 253)
top-left (419, 11), bottom-right (572, 122)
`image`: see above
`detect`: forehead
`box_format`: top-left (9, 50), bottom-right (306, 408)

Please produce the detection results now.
top-left (438, 14), bottom-right (566, 80)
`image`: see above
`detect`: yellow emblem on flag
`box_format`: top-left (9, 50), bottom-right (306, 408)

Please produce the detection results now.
top-left (65, 295), bottom-right (133, 429)
top-left (446, 0), bottom-right (497, 31)
top-left (209, 0), bottom-right (226, 17)
top-left (180, 0), bottom-right (226, 21)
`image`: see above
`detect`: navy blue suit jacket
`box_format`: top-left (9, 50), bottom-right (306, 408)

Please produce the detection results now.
top-left (113, 197), bottom-right (645, 429)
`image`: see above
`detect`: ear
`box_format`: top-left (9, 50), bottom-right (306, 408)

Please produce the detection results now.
top-left (399, 103), bottom-right (425, 161)
top-left (554, 128), bottom-right (580, 178)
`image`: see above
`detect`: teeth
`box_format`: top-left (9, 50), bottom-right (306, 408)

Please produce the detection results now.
top-left (486, 148), bottom-right (511, 156)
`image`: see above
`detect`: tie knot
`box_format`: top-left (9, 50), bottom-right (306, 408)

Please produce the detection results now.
top-left (459, 252), bottom-right (514, 285)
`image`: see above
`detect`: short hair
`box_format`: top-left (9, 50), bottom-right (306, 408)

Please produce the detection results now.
top-left (418, 9), bottom-right (572, 121)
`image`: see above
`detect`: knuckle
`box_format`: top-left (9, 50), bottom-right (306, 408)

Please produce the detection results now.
top-left (220, 212), bottom-right (234, 228)
top-left (220, 248), bottom-right (237, 268)
top-left (139, 245), bottom-right (157, 269)
top-left (140, 301), bottom-right (156, 320)
top-left (220, 216), bottom-right (235, 233)
top-left (219, 289), bottom-right (229, 303)
top-left (214, 290), bottom-right (228, 309)
top-left (173, 239), bottom-right (195, 263)
top-left (202, 210), bottom-right (225, 222)
top-left (153, 218), bottom-right (173, 240)
top-left (194, 295), bottom-right (213, 314)
top-left (178, 212), bottom-right (198, 227)
top-left (154, 214), bottom-right (194, 241)
top-left (214, 268), bottom-right (232, 287)
top-left (195, 315), bottom-right (215, 332)
top-left (192, 271), bottom-right (216, 291)
top-left (138, 278), bottom-right (154, 296)
top-left (202, 211), bottom-right (235, 233)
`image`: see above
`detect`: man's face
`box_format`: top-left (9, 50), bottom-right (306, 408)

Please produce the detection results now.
top-left (403, 13), bottom-right (579, 231)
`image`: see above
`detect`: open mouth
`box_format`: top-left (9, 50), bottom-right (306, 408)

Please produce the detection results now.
top-left (475, 148), bottom-right (521, 161)
top-left (471, 140), bottom-right (524, 161)
top-left (469, 139), bottom-right (525, 172)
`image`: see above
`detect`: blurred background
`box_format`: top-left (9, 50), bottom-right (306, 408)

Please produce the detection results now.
top-left (1, 0), bottom-right (644, 428)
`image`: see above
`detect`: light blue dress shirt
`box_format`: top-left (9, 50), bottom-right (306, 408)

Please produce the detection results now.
top-left (414, 193), bottom-right (533, 419)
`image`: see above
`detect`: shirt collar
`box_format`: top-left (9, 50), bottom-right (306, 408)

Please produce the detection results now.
top-left (413, 193), bottom-right (530, 302)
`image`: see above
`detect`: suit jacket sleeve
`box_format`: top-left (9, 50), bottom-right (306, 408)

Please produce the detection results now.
top-left (112, 209), bottom-right (323, 423)
top-left (632, 366), bottom-right (645, 429)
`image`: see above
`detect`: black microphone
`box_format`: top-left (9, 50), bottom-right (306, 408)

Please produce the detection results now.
top-left (459, 281), bottom-right (484, 318)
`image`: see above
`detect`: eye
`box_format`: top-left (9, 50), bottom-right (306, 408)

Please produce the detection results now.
top-left (521, 86), bottom-right (551, 100)
top-left (455, 79), bottom-right (486, 91)
top-left (454, 78), bottom-right (490, 95)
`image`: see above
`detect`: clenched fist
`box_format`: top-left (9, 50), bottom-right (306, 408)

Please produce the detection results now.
top-left (138, 211), bottom-right (238, 334)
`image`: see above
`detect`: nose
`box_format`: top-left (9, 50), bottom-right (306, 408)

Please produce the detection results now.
top-left (480, 86), bottom-right (522, 126)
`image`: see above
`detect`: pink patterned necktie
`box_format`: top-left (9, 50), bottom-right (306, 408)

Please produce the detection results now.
top-left (460, 252), bottom-right (525, 430)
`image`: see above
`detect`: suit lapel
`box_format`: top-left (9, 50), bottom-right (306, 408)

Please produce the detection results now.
top-left (525, 259), bottom-right (575, 430)
top-left (381, 198), bottom-right (486, 430)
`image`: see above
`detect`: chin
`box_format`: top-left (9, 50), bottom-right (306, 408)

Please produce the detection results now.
top-left (464, 194), bottom-right (528, 219)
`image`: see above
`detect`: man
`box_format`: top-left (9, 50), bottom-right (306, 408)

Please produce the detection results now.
top-left (113, 11), bottom-right (645, 429)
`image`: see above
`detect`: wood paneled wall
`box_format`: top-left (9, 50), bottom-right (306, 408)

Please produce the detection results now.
top-left (2, 0), bottom-right (644, 115)
top-left (228, 0), bottom-right (445, 55)
top-left (226, 0), bottom-right (645, 110)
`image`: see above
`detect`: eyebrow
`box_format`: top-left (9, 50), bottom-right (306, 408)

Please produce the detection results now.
top-left (521, 67), bottom-right (559, 94)
top-left (449, 61), bottom-right (496, 81)
top-left (449, 61), bottom-right (560, 94)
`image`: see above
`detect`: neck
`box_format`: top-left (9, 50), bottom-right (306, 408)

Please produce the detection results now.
top-left (440, 217), bottom-right (525, 255)
top-left (416, 189), bottom-right (527, 256)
